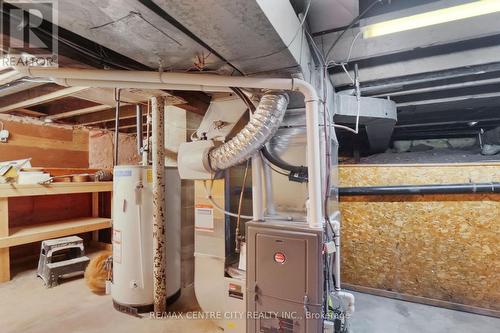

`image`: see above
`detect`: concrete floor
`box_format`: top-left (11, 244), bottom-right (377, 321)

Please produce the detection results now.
top-left (1, 266), bottom-right (498, 333)
top-left (350, 292), bottom-right (499, 333)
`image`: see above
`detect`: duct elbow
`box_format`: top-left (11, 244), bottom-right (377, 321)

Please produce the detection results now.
top-left (208, 91), bottom-right (289, 171)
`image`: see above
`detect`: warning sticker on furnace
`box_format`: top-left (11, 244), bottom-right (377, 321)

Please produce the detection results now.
top-left (195, 204), bottom-right (214, 232)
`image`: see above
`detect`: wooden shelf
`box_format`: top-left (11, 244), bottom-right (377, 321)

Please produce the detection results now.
top-left (0, 217), bottom-right (112, 248)
top-left (0, 182), bottom-right (113, 282)
top-left (0, 182), bottom-right (112, 198)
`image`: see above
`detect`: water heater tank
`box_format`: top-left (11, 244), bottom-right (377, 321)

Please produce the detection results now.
top-left (111, 165), bottom-right (181, 313)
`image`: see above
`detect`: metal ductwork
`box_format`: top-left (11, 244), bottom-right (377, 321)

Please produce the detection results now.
top-left (178, 91), bottom-right (289, 179)
top-left (208, 92), bottom-right (289, 171)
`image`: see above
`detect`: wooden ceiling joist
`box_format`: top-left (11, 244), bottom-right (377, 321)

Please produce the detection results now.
top-left (9, 108), bottom-right (48, 117)
top-left (47, 105), bottom-right (112, 120)
top-left (0, 69), bottom-right (24, 86)
top-left (0, 84), bottom-right (88, 113)
top-left (68, 105), bottom-right (138, 125)
top-left (98, 117), bottom-right (140, 130)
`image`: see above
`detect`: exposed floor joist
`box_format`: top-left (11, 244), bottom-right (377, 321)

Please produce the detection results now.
top-left (67, 105), bottom-right (139, 125)
top-left (47, 105), bottom-right (113, 120)
top-left (0, 69), bottom-right (24, 86)
top-left (0, 84), bottom-right (88, 113)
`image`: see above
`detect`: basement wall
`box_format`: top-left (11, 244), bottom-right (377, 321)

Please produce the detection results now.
top-left (338, 163), bottom-right (500, 313)
top-left (88, 130), bottom-right (140, 169)
top-left (0, 114), bottom-right (89, 168)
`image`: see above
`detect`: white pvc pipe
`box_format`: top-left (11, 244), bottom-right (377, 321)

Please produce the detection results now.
top-left (53, 78), bottom-right (233, 93)
top-left (20, 67), bottom-right (322, 229)
top-left (22, 67), bottom-right (293, 90)
top-left (251, 153), bottom-right (264, 221)
top-left (262, 156), bottom-right (276, 216)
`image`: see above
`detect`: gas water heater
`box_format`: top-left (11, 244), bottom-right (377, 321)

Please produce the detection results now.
top-left (111, 165), bottom-right (181, 313)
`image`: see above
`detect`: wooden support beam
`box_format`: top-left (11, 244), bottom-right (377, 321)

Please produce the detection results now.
top-left (0, 84), bottom-right (87, 113)
top-left (47, 105), bottom-right (112, 120)
top-left (66, 105), bottom-right (138, 125)
top-left (31, 97), bottom-right (99, 116)
top-left (173, 91), bottom-right (211, 116)
top-left (91, 192), bottom-right (100, 241)
top-left (99, 117), bottom-right (140, 130)
top-left (9, 108), bottom-right (47, 117)
top-left (0, 198), bottom-right (9, 282)
top-left (0, 69), bottom-right (23, 86)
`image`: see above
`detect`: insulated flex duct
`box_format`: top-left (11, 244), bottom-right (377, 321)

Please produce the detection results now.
top-left (208, 92), bottom-right (289, 171)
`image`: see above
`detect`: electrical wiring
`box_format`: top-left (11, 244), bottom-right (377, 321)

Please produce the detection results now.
top-left (325, 29), bottom-right (362, 86)
top-left (235, 159), bottom-right (250, 252)
top-left (261, 154), bottom-right (289, 177)
top-left (345, 30), bottom-right (363, 65)
top-left (203, 179), bottom-right (291, 221)
top-left (203, 180), bottom-right (254, 219)
top-left (324, 0), bottom-right (385, 59)
top-left (203, 0), bottom-right (313, 69)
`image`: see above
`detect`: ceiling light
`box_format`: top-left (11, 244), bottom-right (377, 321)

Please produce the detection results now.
top-left (363, 0), bottom-right (500, 38)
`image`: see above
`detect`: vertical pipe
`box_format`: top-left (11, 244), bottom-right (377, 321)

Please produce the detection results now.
top-left (143, 101), bottom-right (151, 166)
top-left (251, 153), bottom-right (264, 221)
top-left (294, 80), bottom-right (323, 229)
top-left (305, 99), bottom-right (322, 228)
top-left (136, 104), bottom-right (143, 155)
top-left (113, 89), bottom-right (121, 165)
top-left (151, 96), bottom-right (166, 313)
top-left (262, 157), bottom-right (276, 215)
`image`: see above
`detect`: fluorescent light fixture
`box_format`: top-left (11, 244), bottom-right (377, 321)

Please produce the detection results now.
top-left (363, 0), bottom-right (500, 38)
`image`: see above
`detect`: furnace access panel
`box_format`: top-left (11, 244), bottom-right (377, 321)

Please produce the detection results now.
top-left (246, 221), bottom-right (323, 333)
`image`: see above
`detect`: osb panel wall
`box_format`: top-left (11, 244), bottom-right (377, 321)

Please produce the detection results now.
top-left (0, 115), bottom-right (89, 168)
top-left (338, 163), bottom-right (500, 310)
top-left (339, 163), bottom-right (500, 186)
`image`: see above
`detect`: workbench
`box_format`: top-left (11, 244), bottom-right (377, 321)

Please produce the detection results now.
top-left (0, 182), bottom-right (113, 282)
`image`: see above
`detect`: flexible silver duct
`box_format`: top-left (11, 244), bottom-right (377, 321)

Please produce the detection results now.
top-left (208, 92), bottom-right (289, 171)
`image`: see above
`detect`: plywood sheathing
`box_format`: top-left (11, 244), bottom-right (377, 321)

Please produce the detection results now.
top-left (0, 115), bottom-right (89, 168)
top-left (339, 163), bottom-right (500, 186)
top-left (338, 163), bottom-right (500, 311)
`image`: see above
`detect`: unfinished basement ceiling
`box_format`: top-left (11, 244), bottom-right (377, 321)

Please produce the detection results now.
top-left (19, 0), bottom-right (312, 76)
top-left (14, 0), bottom-right (222, 71)
top-left (319, 0), bottom-right (500, 139)
top-left (291, 0), bottom-right (358, 34)
top-left (2, 0), bottom-right (500, 142)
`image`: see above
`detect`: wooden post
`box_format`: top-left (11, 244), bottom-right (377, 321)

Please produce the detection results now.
top-left (0, 198), bottom-right (10, 282)
top-left (152, 96), bottom-right (167, 313)
top-left (91, 192), bottom-right (99, 242)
